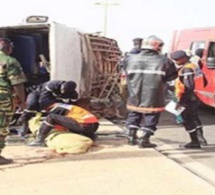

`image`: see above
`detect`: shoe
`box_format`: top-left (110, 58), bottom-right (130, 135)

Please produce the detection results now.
top-left (27, 139), bottom-right (46, 147)
top-left (180, 142), bottom-right (201, 149)
top-left (18, 120), bottom-right (30, 138)
top-left (196, 129), bottom-right (208, 146)
top-left (197, 135), bottom-right (208, 146)
top-left (138, 138), bottom-right (157, 148)
top-left (0, 156), bottom-right (13, 165)
top-left (127, 129), bottom-right (137, 146)
top-left (128, 136), bottom-right (137, 145)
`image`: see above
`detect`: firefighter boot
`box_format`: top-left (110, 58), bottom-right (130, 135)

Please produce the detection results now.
top-left (127, 128), bottom-right (137, 145)
top-left (28, 123), bottom-right (52, 147)
top-left (196, 128), bottom-right (208, 146)
top-left (183, 131), bottom-right (201, 149)
top-left (138, 132), bottom-right (157, 148)
top-left (18, 120), bottom-right (29, 138)
top-left (0, 156), bottom-right (13, 165)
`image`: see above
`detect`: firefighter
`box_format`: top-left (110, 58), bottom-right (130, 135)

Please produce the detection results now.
top-left (0, 38), bottom-right (26, 164)
top-left (18, 80), bottom-right (78, 137)
top-left (27, 99), bottom-right (99, 147)
top-left (124, 35), bottom-right (178, 148)
top-left (170, 50), bottom-right (207, 148)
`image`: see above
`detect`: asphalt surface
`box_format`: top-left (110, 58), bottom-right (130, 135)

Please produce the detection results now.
top-left (1, 117), bottom-right (215, 195)
top-left (151, 105), bottom-right (215, 186)
top-left (110, 103), bottom-right (215, 187)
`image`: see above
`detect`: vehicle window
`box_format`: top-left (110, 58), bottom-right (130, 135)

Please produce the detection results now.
top-left (190, 41), bottom-right (205, 54)
top-left (208, 42), bottom-right (215, 57)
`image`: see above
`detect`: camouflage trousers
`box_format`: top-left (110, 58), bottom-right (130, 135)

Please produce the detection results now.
top-left (0, 93), bottom-right (14, 153)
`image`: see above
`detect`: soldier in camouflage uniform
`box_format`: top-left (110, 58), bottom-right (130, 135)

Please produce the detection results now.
top-left (0, 38), bottom-right (26, 165)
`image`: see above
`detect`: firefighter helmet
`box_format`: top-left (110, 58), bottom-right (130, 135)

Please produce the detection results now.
top-left (0, 38), bottom-right (14, 54)
top-left (141, 35), bottom-right (164, 51)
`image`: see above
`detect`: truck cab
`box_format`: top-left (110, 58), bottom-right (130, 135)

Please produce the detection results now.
top-left (170, 27), bottom-right (215, 107)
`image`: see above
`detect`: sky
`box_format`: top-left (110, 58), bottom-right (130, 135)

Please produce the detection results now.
top-left (0, 0), bottom-right (214, 52)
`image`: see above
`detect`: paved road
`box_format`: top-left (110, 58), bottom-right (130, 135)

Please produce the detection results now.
top-left (112, 104), bottom-right (215, 186)
top-left (2, 118), bottom-right (215, 195)
top-left (153, 105), bottom-right (215, 186)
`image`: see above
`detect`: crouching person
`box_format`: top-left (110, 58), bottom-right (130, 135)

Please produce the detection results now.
top-left (28, 101), bottom-right (99, 147)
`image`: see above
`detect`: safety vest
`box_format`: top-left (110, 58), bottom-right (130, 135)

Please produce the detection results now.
top-left (175, 63), bottom-right (204, 100)
top-left (66, 105), bottom-right (98, 124)
top-left (49, 103), bottom-right (98, 124)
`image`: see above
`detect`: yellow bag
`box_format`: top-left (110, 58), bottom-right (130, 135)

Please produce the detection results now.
top-left (29, 113), bottom-right (42, 135)
top-left (46, 131), bottom-right (93, 154)
top-left (29, 113), bottom-right (93, 154)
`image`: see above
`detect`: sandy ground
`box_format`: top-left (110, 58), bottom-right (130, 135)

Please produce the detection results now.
top-left (0, 118), bottom-right (215, 195)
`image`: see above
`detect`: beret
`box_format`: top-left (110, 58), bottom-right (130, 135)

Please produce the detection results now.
top-left (170, 50), bottom-right (188, 60)
top-left (133, 38), bottom-right (143, 42)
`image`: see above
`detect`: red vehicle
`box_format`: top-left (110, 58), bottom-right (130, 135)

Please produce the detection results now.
top-left (170, 27), bottom-right (215, 107)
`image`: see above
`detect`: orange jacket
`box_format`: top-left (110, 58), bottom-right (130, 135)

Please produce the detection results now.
top-left (175, 63), bottom-right (204, 101)
top-left (49, 103), bottom-right (98, 124)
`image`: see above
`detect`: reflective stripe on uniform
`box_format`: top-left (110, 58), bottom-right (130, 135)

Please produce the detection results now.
top-left (127, 69), bottom-right (166, 75)
top-left (187, 128), bottom-right (196, 133)
top-left (82, 114), bottom-right (95, 119)
top-left (127, 104), bottom-right (164, 112)
top-left (24, 109), bottom-right (38, 113)
top-left (196, 125), bottom-right (202, 129)
top-left (128, 125), bottom-right (139, 129)
top-left (45, 86), bottom-right (58, 97)
top-left (179, 72), bottom-right (195, 76)
top-left (45, 86), bottom-right (52, 92)
top-left (141, 127), bottom-right (155, 133)
top-left (43, 121), bottom-right (54, 127)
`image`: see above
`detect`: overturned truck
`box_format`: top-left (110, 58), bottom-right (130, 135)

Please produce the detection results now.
top-left (0, 16), bottom-right (122, 105)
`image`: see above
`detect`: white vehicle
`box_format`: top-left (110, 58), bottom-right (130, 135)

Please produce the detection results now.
top-left (0, 16), bottom-right (122, 100)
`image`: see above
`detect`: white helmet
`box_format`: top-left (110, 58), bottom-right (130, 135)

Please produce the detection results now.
top-left (141, 35), bottom-right (164, 51)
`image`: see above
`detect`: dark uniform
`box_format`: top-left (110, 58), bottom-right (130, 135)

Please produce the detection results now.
top-left (171, 50), bottom-right (207, 148)
top-left (28, 102), bottom-right (99, 147)
top-left (129, 38), bottom-right (143, 54)
top-left (124, 35), bottom-right (177, 148)
top-left (0, 46), bottom-right (26, 163)
top-left (19, 80), bottom-right (78, 136)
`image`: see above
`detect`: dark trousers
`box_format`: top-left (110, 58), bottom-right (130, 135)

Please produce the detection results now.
top-left (20, 91), bottom-right (40, 122)
top-left (181, 100), bottom-right (201, 132)
top-left (126, 111), bottom-right (160, 134)
top-left (46, 113), bottom-right (99, 137)
top-left (20, 91), bottom-right (55, 122)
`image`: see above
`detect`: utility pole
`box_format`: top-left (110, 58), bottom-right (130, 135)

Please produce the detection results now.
top-left (94, 0), bottom-right (119, 36)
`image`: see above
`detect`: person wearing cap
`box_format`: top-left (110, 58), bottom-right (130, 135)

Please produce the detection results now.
top-left (124, 35), bottom-right (177, 148)
top-left (18, 80), bottom-right (78, 137)
top-left (170, 50), bottom-right (207, 148)
top-left (129, 38), bottom-right (143, 54)
top-left (0, 37), bottom-right (27, 165)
